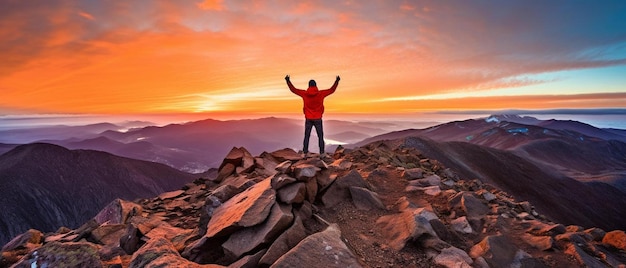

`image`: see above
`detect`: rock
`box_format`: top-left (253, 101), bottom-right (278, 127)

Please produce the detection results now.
top-left (228, 249), bottom-right (267, 268)
top-left (277, 182), bottom-right (306, 204)
top-left (158, 189), bottom-right (185, 200)
top-left (316, 169), bottom-right (334, 190)
top-left (259, 216), bottom-right (307, 266)
top-left (330, 158), bottom-right (353, 170)
top-left (521, 234), bottom-right (554, 251)
top-left (205, 179), bottom-right (275, 238)
top-left (212, 184), bottom-right (240, 203)
top-left (433, 246), bottom-right (473, 268)
top-left (536, 223), bottom-right (566, 237)
top-left (237, 148), bottom-right (255, 174)
top-left (321, 169), bottom-right (369, 207)
top-left (450, 216), bottom-right (473, 234)
top-left (271, 148), bottom-right (302, 162)
top-left (566, 225), bottom-right (584, 233)
top-left (476, 189), bottom-right (497, 202)
top-left (1, 229), bottom-right (42, 252)
top-left (220, 147), bottom-right (246, 168)
top-left (418, 174), bottom-right (441, 186)
top-left (448, 192), bottom-right (488, 219)
top-left (94, 199), bottom-right (143, 225)
top-left (602, 230), bottom-right (626, 250)
top-left (12, 242), bottom-right (103, 267)
top-left (293, 164), bottom-right (320, 181)
top-left (271, 173), bottom-right (298, 190)
top-left (255, 153), bottom-right (280, 176)
top-left (270, 224), bottom-right (362, 268)
top-left (402, 168), bottom-right (424, 180)
top-left (564, 243), bottom-right (607, 268)
top-left (199, 195), bottom-right (223, 236)
top-left (91, 224), bottom-right (127, 245)
top-left (406, 185), bottom-right (441, 196)
top-left (349, 186), bottom-right (385, 210)
top-left (469, 235), bottom-right (527, 268)
top-left (216, 163), bottom-right (236, 182)
top-left (376, 207), bottom-right (438, 250)
top-left (517, 201), bottom-right (533, 213)
top-left (274, 160), bottom-right (292, 173)
top-left (222, 203), bottom-right (293, 259)
top-left (120, 224), bottom-right (142, 255)
top-left (584, 227), bottom-right (606, 242)
top-left (130, 237), bottom-right (222, 268)
top-left (304, 176), bottom-right (318, 202)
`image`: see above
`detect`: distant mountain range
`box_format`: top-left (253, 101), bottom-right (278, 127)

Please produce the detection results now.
top-left (0, 143), bottom-right (198, 247)
top-left (357, 114), bottom-right (626, 194)
top-left (1, 117), bottom-right (427, 173)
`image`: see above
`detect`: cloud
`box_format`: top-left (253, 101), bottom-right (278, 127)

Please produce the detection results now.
top-left (0, 1), bottom-right (625, 114)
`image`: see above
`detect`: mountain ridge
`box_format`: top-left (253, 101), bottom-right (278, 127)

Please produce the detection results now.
top-left (1, 143), bottom-right (624, 267)
top-left (0, 143), bottom-right (198, 247)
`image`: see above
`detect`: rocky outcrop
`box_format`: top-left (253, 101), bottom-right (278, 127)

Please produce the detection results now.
top-left (1, 144), bottom-right (625, 267)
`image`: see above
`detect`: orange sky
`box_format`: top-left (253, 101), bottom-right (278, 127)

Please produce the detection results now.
top-left (1, 1), bottom-right (625, 116)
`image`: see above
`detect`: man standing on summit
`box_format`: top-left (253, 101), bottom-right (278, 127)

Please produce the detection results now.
top-left (285, 75), bottom-right (340, 156)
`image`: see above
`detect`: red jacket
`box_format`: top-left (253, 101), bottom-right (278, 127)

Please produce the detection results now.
top-left (288, 80), bottom-right (338, 119)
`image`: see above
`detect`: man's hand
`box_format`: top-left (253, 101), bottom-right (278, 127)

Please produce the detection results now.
top-left (285, 75), bottom-right (290, 81)
top-left (336, 75), bottom-right (341, 81)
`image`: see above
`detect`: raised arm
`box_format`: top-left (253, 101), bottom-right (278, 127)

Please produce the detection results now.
top-left (285, 75), bottom-right (303, 95)
top-left (323, 75), bottom-right (340, 96)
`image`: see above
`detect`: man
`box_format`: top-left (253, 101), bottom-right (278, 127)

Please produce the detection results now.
top-left (285, 74), bottom-right (340, 157)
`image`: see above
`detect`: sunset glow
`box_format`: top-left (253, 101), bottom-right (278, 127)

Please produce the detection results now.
top-left (1, 1), bottom-right (626, 116)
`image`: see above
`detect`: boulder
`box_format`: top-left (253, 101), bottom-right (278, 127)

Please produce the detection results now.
top-left (304, 176), bottom-right (318, 202)
top-left (1, 229), bottom-right (42, 252)
top-left (94, 199), bottom-right (143, 225)
top-left (349, 186), bottom-right (385, 210)
top-left (211, 184), bottom-right (241, 203)
top-left (220, 147), bottom-right (246, 169)
top-left (469, 235), bottom-right (528, 268)
top-left (120, 224), bottom-right (142, 254)
top-left (277, 182), bottom-right (306, 204)
top-left (236, 148), bottom-right (255, 175)
top-left (12, 242), bottom-right (103, 267)
top-left (130, 237), bottom-right (222, 268)
top-left (330, 158), bottom-right (353, 170)
top-left (228, 249), bottom-right (267, 268)
top-left (450, 216), bottom-right (473, 234)
top-left (222, 203), bottom-right (293, 259)
top-left (205, 179), bottom-right (275, 238)
top-left (584, 227), bottom-right (606, 242)
top-left (433, 246), bottom-right (473, 268)
top-left (259, 216), bottom-right (307, 266)
top-left (402, 168), bottom-right (423, 180)
top-left (270, 224), bottom-right (362, 268)
top-left (271, 148), bottom-right (302, 162)
top-left (448, 192), bottom-right (488, 219)
top-left (91, 224), bottom-right (127, 245)
top-left (216, 163), bottom-right (236, 182)
top-left (602, 230), bottom-right (626, 250)
top-left (293, 164), bottom-right (320, 181)
top-left (271, 174), bottom-right (298, 190)
top-left (521, 234), bottom-right (554, 251)
top-left (274, 160), bottom-right (292, 173)
top-left (321, 169), bottom-right (369, 207)
top-left (376, 207), bottom-right (438, 250)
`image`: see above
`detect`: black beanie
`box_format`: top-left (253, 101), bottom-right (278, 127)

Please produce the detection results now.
top-left (308, 80), bottom-right (316, 87)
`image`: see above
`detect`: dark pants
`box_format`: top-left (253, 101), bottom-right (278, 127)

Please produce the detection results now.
top-left (303, 119), bottom-right (324, 154)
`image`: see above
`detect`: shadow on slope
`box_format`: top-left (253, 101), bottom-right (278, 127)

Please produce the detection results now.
top-left (0, 143), bottom-right (197, 247)
top-left (385, 136), bottom-right (626, 231)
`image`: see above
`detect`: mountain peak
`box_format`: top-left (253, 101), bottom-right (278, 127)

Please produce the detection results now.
top-left (2, 145), bottom-right (624, 267)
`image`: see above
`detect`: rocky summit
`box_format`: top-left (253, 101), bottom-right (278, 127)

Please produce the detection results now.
top-left (1, 144), bottom-right (625, 268)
